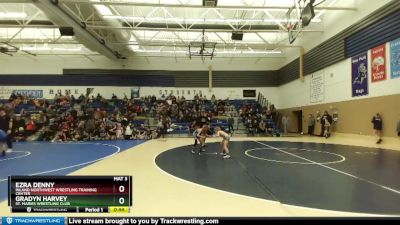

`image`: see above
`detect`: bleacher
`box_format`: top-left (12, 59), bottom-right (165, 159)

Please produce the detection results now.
top-left (14, 104), bottom-right (37, 114)
top-left (132, 116), bottom-right (150, 128)
top-left (170, 122), bottom-right (191, 135)
top-left (2, 95), bottom-right (278, 137)
top-left (229, 99), bottom-right (259, 111)
top-left (210, 117), bottom-right (231, 132)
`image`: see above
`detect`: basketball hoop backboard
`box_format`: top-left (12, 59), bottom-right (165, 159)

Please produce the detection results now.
top-left (188, 30), bottom-right (217, 63)
top-left (285, 0), bottom-right (302, 44)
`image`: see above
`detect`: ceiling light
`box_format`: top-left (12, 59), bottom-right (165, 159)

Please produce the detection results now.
top-left (91, 0), bottom-right (113, 16)
top-left (94, 5), bottom-right (113, 16)
top-left (218, 50), bottom-right (282, 54)
top-left (0, 12), bottom-right (27, 19)
top-left (134, 49), bottom-right (187, 54)
top-left (20, 46), bottom-right (82, 51)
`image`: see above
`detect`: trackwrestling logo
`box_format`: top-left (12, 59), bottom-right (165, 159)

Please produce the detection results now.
top-left (2, 217), bottom-right (65, 225)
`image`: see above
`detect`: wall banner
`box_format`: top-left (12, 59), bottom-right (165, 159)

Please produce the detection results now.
top-left (351, 52), bottom-right (369, 97)
top-left (371, 44), bottom-right (386, 82)
top-left (390, 38), bottom-right (400, 79)
top-left (12, 90), bottom-right (43, 98)
top-left (310, 73), bottom-right (325, 103)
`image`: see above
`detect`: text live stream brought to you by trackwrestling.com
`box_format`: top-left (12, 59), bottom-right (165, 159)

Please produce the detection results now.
top-left (1, 217), bottom-right (223, 225)
top-left (2, 217), bottom-right (400, 225)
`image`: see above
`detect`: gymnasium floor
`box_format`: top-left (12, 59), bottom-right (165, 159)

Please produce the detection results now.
top-left (0, 134), bottom-right (400, 217)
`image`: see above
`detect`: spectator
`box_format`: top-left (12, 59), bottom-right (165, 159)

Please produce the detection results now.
top-left (258, 120), bottom-right (266, 134)
top-left (161, 115), bottom-right (170, 138)
top-left (0, 108), bottom-right (13, 151)
top-left (211, 94), bottom-right (216, 104)
top-left (397, 118), bottom-right (400, 137)
top-left (37, 126), bottom-right (55, 141)
top-left (228, 115), bottom-right (234, 133)
top-left (12, 114), bottom-right (25, 133)
top-left (36, 112), bottom-right (47, 129)
top-left (160, 94), bottom-right (166, 101)
top-left (281, 115), bottom-right (289, 135)
top-left (371, 113), bottom-right (383, 144)
top-left (323, 116), bottom-right (331, 138)
top-left (320, 111), bottom-right (332, 137)
top-left (14, 127), bottom-right (26, 142)
top-left (307, 114), bottom-right (315, 136)
top-left (124, 125), bottom-right (133, 140)
top-left (246, 117), bottom-right (254, 136)
top-left (85, 117), bottom-right (96, 139)
top-left (0, 129), bottom-right (7, 156)
top-left (269, 104), bottom-right (277, 122)
top-left (115, 123), bottom-right (124, 140)
top-left (78, 94), bottom-right (85, 104)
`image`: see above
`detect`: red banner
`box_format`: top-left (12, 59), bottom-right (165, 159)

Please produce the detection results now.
top-left (371, 44), bottom-right (386, 82)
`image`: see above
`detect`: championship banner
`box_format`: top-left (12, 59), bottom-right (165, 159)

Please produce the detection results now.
top-left (390, 38), bottom-right (400, 79)
top-left (310, 73), bottom-right (324, 103)
top-left (351, 52), bottom-right (369, 97)
top-left (371, 44), bottom-right (386, 82)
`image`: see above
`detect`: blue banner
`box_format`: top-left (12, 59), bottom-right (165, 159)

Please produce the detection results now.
top-left (390, 38), bottom-right (400, 79)
top-left (351, 52), bottom-right (369, 97)
top-left (12, 90), bottom-right (43, 98)
top-left (2, 217), bottom-right (64, 225)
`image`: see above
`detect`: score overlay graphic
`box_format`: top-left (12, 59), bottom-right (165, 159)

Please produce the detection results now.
top-left (8, 176), bottom-right (132, 213)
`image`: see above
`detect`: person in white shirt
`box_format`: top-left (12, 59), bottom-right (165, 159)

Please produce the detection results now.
top-left (215, 127), bottom-right (231, 159)
top-left (115, 123), bottom-right (124, 140)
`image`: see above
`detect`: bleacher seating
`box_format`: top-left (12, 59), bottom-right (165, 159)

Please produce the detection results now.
top-left (2, 96), bottom-right (278, 137)
top-left (170, 122), bottom-right (190, 134)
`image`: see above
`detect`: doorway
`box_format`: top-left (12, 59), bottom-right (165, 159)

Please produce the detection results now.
top-left (292, 110), bottom-right (303, 133)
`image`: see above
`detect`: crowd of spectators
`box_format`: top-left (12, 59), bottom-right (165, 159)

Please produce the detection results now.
top-left (1, 93), bottom-right (160, 142)
top-left (0, 92), bottom-right (241, 143)
top-left (151, 94), bottom-right (236, 133)
top-left (239, 104), bottom-right (278, 136)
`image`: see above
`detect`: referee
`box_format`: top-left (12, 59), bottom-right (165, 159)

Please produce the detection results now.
top-left (0, 108), bottom-right (13, 156)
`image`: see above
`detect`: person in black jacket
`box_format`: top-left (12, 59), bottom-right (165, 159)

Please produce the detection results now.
top-left (0, 109), bottom-right (13, 155)
top-left (397, 118), bottom-right (400, 137)
top-left (371, 113), bottom-right (383, 144)
top-left (320, 111), bottom-right (332, 137)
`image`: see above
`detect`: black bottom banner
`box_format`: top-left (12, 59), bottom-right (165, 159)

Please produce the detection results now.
top-left (1, 217), bottom-right (399, 225)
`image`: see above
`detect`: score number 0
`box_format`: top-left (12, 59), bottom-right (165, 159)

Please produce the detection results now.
top-left (118, 185), bottom-right (125, 205)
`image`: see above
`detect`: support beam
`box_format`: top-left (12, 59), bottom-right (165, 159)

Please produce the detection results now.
top-left (262, 10), bottom-right (287, 31)
top-left (0, 24), bottom-right (324, 33)
top-left (255, 32), bottom-right (270, 45)
top-left (32, 0), bottom-right (121, 59)
top-left (54, 0), bottom-right (357, 11)
top-left (208, 65), bottom-right (212, 92)
top-left (299, 47), bottom-right (304, 82)
top-left (213, 9), bottom-right (237, 31)
top-left (163, 7), bottom-right (186, 29)
top-left (86, 25), bottom-right (324, 33)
